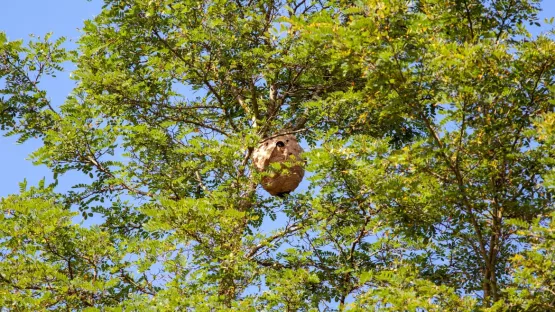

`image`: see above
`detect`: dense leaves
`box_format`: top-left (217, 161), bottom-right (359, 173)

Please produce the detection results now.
top-left (1, 0), bottom-right (555, 310)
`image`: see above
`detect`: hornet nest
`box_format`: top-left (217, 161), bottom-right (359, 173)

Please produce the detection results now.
top-left (252, 134), bottom-right (305, 197)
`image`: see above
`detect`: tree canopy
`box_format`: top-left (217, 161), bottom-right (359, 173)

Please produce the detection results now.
top-left (1, 0), bottom-right (555, 310)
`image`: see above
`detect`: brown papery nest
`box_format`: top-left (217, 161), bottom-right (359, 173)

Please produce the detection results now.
top-left (252, 134), bottom-right (305, 197)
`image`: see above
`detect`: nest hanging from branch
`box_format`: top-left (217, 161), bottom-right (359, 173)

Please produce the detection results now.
top-left (252, 134), bottom-right (305, 197)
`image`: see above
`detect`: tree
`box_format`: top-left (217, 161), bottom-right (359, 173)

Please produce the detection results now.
top-left (1, 0), bottom-right (555, 310)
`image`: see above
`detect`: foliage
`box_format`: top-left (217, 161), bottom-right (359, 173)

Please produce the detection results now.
top-left (1, 0), bottom-right (555, 310)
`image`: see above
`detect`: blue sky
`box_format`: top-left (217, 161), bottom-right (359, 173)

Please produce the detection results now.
top-left (0, 0), bottom-right (554, 199)
top-left (0, 0), bottom-right (102, 196)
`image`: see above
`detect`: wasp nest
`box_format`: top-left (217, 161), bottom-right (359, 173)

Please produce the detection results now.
top-left (252, 134), bottom-right (305, 197)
